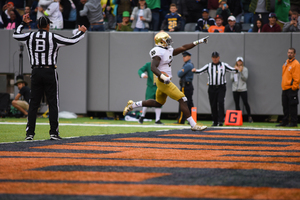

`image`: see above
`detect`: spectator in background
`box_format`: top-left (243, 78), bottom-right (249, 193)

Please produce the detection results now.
top-left (262, 12), bottom-right (282, 32)
top-left (60, 0), bottom-right (78, 29)
top-left (208, 0), bottom-right (219, 18)
top-left (114, 0), bottom-right (134, 23)
top-left (195, 8), bottom-right (216, 32)
top-left (275, 0), bottom-right (290, 30)
top-left (249, 0), bottom-right (271, 25)
top-left (242, 0), bottom-right (253, 23)
top-left (1, 2), bottom-right (22, 29)
top-left (230, 57), bottom-right (253, 123)
top-left (23, 6), bottom-right (37, 29)
top-left (249, 18), bottom-right (263, 32)
top-left (225, 15), bottom-right (241, 32)
top-left (116, 10), bottom-right (133, 31)
top-left (185, 0), bottom-right (207, 23)
top-left (12, 78), bottom-right (30, 118)
top-left (80, 0), bottom-right (104, 31)
top-left (38, 0), bottom-right (64, 30)
top-left (29, 0), bottom-right (38, 28)
top-left (9, 0), bottom-right (25, 15)
top-left (160, 0), bottom-right (172, 27)
top-left (146, 0), bottom-right (160, 31)
top-left (208, 14), bottom-right (225, 32)
top-left (76, 0), bottom-right (89, 29)
top-left (161, 3), bottom-right (181, 32)
top-left (216, 0), bottom-right (231, 26)
top-left (290, 0), bottom-right (300, 14)
top-left (276, 48), bottom-right (300, 127)
top-left (227, 0), bottom-right (242, 19)
top-left (101, 0), bottom-right (116, 30)
top-left (176, 0), bottom-right (188, 31)
top-left (130, 0), bottom-right (151, 31)
top-left (282, 11), bottom-right (300, 32)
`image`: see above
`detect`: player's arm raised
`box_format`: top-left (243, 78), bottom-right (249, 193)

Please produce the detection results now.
top-left (173, 36), bottom-right (209, 56)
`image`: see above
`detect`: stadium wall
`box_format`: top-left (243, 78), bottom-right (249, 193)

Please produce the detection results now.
top-left (1, 30), bottom-right (299, 115)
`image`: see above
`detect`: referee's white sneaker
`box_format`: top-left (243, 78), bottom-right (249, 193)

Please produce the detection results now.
top-left (191, 124), bottom-right (207, 131)
top-left (123, 100), bottom-right (134, 116)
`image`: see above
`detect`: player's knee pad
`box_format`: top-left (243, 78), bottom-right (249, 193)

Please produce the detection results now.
top-left (182, 96), bottom-right (187, 102)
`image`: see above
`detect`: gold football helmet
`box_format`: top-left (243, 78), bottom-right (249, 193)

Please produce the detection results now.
top-left (154, 31), bottom-right (173, 48)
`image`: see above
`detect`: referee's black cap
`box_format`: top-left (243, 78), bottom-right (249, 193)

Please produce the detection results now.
top-left (182, 51), bottom-right (191, 57)
top-left (212, 51), bottom-right (219, 57)
top-left (37, 16), bottom-right (52, 28)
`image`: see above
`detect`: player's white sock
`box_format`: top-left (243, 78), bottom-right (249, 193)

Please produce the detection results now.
top-left (141, 107), bottom-right (147, 117)
top-left (132, 101), bottom-right (142, 109)
top-left (187, 117), bottom-right (196, 127)
top-left (155, 108), bottom-right (162, 121)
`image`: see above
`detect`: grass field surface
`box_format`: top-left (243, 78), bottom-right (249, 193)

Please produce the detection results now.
top-left (0, 117), bottom-right (298, 143)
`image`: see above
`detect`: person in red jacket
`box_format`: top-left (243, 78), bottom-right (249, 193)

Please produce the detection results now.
top-left (262, 12), bottom-right (282, 32)
top-left (276, 48), bottom-right (300, 127)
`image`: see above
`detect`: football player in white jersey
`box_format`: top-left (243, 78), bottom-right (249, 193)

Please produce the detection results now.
top-left (123, 31), bottom-right (209, 131)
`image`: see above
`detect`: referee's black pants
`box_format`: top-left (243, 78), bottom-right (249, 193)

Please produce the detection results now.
top-left (281, 89), bottom-right (299, 125)
top-left (26, 68), bottom-right (59, 136)
top-left (178, 82), bottom-right (194, 124)
top-left (208, 84), bottom-right (226, 124)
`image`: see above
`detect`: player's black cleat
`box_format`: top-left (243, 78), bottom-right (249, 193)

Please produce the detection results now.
top-left (139, 116), bottom-right (144, 124)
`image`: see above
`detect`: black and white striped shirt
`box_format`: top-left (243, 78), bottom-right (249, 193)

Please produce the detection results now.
top-left (13, 22), bottom-right (85, 66)
top-left (195, 62), bottom-right (237, 85)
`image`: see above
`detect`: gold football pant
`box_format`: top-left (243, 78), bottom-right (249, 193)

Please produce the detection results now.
top-left (155, 80), bottom-right (185, 105)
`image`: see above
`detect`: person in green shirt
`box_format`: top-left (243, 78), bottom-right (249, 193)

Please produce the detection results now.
top-left (275, 0), bottom-right (290, 29)
top-left (137, 62), bottom-right (163, 124)
top-left (116, 11), bottom-right (133, 31)
top-left (145, 0), bottom-right (160, 31)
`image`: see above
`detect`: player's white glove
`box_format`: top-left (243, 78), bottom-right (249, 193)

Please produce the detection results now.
top-left (160, 74), bottom-right (171, 84)
top-left (193, 36), bottom-right (209, 45)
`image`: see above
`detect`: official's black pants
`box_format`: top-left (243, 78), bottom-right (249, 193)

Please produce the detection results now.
top-left (26, 68), bottom-right (59, 136)
top-left (208, 84), bottom-right (226, 124)
top-left (281, 89), bottom-right (299, 125)
top-left (178, 82), bottom-right (194, 124)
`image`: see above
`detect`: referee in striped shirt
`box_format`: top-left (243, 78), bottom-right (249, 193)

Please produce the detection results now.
top-left (13, 14), bottom-right (87, 140)
top-left (192, 51), bottom-right (238, 126)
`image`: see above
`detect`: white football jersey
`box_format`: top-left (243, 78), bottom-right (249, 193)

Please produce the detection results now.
top-left (149, 46), bottom-right (174, 78)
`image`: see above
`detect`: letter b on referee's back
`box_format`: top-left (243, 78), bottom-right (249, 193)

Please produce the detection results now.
top-left (224, 110), bottom-right (243, 126)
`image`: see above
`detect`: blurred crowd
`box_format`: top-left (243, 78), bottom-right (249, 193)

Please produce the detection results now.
top-left (0, 0), bottom-right (299, 32)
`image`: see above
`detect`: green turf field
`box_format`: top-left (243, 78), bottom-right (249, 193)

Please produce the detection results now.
top-left (0, 117), bottom-right (298, 143)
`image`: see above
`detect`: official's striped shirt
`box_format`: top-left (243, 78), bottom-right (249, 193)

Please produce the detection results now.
top-left (13, 22), bottom-right (85, 66)
top-left (195, 62), bottom-right (237, 85)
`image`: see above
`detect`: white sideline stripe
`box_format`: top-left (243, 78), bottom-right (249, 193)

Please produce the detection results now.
top-left (0, 122), bottom-right (299, 131)
top-left (0, 122), bottom-right (189, 129)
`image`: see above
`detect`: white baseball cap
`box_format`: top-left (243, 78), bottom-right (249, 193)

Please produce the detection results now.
top-left (228, 16), bottom-right (236, 21)
top-left (236, 57), bottom-right (243, 62)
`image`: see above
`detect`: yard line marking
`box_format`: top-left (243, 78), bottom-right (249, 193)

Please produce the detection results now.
top-left (0, 122), bottom-right (299, 131)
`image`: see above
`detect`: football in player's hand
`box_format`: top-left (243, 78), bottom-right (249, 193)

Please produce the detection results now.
top-left (161, 71), bottom-right (169, 77)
